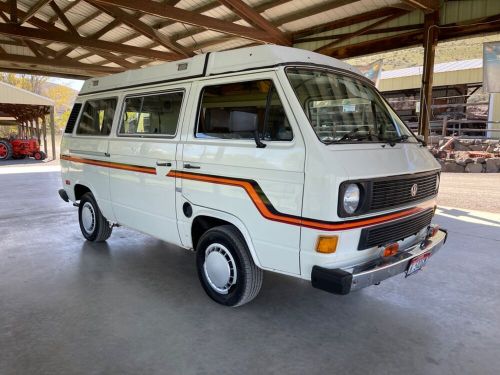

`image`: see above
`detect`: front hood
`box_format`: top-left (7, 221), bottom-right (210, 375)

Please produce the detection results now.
top-left (326, 143), bottom-right (440, 180)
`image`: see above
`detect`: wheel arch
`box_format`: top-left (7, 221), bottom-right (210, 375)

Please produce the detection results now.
top-left (190, 209), bottom-right (262, 269)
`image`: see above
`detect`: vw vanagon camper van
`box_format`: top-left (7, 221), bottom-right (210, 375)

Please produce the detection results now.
top-left (59, 46), bottom-right (447, 306)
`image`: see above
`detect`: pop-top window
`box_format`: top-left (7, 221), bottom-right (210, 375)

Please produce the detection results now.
top-left (119, 91), bottom-right (183, 136)
top-left (76, 98), bottom-right (116, 136)
top-left (196, 80), bottom-right (292, 141)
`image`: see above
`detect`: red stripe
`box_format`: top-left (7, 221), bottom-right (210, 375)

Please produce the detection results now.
top-left (61, 155), bottom-right (156, 175)
top-left (168, 170), bottom-right (432, 231)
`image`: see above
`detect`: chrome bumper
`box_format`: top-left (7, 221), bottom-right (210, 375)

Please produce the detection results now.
top-left (311, 229), bottom-right (448, 295)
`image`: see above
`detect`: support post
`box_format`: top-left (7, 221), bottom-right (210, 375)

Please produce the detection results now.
top-left (418, 11), bottom-right (439, 143)
top-left (35, 118), bottom-right (41, 144)
top-left (50, 106), bottom-right (56, 160)
top-left (42, 115), bottom-right (48, 155)
top-left (441, 116), bottom-right (448, 137)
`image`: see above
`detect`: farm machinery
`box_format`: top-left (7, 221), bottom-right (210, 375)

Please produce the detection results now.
top-left (0, 137), bottom-right (46, 161)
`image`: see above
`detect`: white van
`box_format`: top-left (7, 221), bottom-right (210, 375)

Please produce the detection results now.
top-left (59, 46), bottom-right (447, 306)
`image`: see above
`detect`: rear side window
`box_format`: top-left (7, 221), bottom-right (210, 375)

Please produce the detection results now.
top-left (196, 80), bottom-right (292, 141)
top-left (119, 91), bottom-right (183, 136)
top-left (76, 98), bottom-right (116, 136)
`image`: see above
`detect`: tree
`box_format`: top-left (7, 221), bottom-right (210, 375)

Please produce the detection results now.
top-left (0, 73), bottom-right (48, 94)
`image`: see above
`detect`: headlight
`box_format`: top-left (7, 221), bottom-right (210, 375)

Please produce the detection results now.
top-left (435, 174), bottom-right (440, 192)
top-left (343, 184), bottom-right (360, 214)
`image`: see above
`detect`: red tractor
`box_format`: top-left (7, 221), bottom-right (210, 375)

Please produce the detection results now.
top-left (0, 137), bottom-right (46, 161)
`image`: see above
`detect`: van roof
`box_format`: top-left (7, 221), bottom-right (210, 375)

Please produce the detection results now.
top-left (79, 45), bottom-right (361, 96)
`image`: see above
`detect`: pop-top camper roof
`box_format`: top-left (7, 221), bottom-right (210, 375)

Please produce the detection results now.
top-left (79, 45), bottom-right (361, 96)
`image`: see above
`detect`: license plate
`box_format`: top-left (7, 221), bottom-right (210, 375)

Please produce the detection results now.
top-left (406, 252), bottom-right (432, 277)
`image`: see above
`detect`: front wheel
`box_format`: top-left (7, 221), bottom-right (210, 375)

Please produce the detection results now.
top-left (78, 192), bottom-right (113, 242)
top-left (196, 225), bottom-right (263, 307)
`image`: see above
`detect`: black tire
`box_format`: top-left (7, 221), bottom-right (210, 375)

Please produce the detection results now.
top-left (39, 151), bottom-right (47, 160)
top-left (196, 225), bottom-right (263, 307)
top-left (0, 139), bottom-right (13, 160)
top-left (78, 192), bottom-right (113, 242)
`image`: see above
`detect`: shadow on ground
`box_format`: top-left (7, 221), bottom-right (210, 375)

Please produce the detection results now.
top-left (0, 171), bottom-right (499, 375)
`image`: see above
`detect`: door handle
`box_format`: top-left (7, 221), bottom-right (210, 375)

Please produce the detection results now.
top-left (156, 161), bottom-right (172, 167)
top-left (184, 163), bottom-right (200, 169)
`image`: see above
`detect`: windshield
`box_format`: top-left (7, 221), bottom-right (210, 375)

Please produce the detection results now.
top-left (285, 67), bottom-right (415, 144)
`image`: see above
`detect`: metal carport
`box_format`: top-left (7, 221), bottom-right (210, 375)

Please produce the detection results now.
top-left (0, 80), bottom-right (56, 159)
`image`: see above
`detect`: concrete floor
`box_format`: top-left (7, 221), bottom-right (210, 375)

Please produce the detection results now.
top-left (1, 168), bottom-right (499, 375)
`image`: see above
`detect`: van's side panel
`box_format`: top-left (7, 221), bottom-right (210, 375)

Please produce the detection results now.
top-left (179, 72), bottom-right (305, 275)
top-left (107, 85), bottom-right (190, 245)
top-left (61, 97), bottom-right (116, 221)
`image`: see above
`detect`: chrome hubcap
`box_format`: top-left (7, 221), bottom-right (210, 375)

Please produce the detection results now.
top-left (81, 202), bottom-right (96, 233)
top-left (203, 243), bottom-right (237, 294)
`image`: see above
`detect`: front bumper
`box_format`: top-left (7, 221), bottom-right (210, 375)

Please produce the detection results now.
top-left (311, 229), bottom-right (448, 295)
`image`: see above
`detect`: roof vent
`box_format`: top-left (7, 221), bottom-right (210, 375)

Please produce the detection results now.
top-left (92, 80), bottom-right (99, 86)
top-left (177, 63), bottom-right (188, 71)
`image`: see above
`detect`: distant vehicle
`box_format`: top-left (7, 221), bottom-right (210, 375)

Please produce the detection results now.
top-left (0, 137), bottom-right (46, 160)
top-left (59, 46), bottom-right (447, 307)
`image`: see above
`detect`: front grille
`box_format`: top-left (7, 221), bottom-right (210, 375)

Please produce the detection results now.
top-left (370, 172), bottom-right (438, 211)
top-left (358, 209), bottom-right (434, 250)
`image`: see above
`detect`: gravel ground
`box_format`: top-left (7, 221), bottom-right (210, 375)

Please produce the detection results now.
top-left (438, 173), bottom-right (500, 213)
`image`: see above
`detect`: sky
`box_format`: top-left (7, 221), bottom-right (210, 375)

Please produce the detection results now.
top-left (48, 77), bottom-right (84, 92)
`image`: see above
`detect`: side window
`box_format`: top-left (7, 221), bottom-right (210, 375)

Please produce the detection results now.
top-left (76, 98), bottom-right (116, 136)
top-left (119, 91), bottom-right (183, 136)
top-left (196, 80), bottom-right (292, 141)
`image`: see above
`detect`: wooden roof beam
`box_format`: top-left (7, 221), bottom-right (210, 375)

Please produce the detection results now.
top-left (295, 23), bottom-right (423, 43)
top-left (0, 52), bottom-right (124, 75)
top-left (216, 0), bottom-right (290, 45)
top-left (20, 0), bottom-right (51, 24)
top-left (0, 11), bottom-right (9, 23)
top-left (0, 22), bottom-right (183, 61)
top-left (8, 0), bottom-right (17, 24)
top-left (91, 0), bottom-right (283, 44)
top-left (0, 1), bottom-right (143, 69)
top-left (22, 39), bottom-right (44, 57)
top-left (0, 64), bottom-right (94, 80)
top-left (292, 7), bottom-right (401, 40)
top-left (315, 9), bottom-right (409, 54)
top-left (49, 1), bottom-right (79, 35)
top-left (47, 0), bottom-right (81, 24)
top-left (87, 1), bottom-right (194, 57)
top-left (401, 0), bottom-right (439, 13)
top-left (117, 0), bottom-right (292, 53)
top-left (180, 0), bottom-right (361, 50)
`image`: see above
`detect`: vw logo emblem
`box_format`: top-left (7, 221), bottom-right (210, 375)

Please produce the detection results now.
top-left (410, 183), bottom-right (418, 197)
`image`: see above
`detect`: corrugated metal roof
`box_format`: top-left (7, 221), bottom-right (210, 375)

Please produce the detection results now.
top-left (0, 81), bottom-right (54, 106)
top-left (381, 59), bottom-right (483, 79)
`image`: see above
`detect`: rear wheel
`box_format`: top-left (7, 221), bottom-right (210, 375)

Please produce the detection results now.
top-left (196, 225), bottom-right (263, 307)
top-left (0, 140), bottom-right (13, 160)
top-left (78, 192), bottom-right (113, 242)
top-left (38, 151), bottom-right (46, 160)
top-left (33, 151), bottom-right (43, 160)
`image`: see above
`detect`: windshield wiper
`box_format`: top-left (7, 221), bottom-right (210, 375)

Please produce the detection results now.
top-left (382, 134), bottom-right (409, 147)
top-left (323, 127), bottom-right (380, 144)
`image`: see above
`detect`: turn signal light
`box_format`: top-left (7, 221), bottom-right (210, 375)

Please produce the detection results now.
top-left (429, 225), bottom-right (440, 237)
top-left (316, 236), bottom-right (338, 254)
top-left (383, 243), bottom-right (399, 257)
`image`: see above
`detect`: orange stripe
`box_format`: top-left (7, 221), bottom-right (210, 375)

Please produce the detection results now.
top-left (168, 170), bottom-right (431, 231)
top-left (61, 154), bottom-right (156, 175)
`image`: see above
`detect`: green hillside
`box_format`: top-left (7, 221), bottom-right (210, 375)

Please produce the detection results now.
top-left (346, 34), bottom-right (500, 70)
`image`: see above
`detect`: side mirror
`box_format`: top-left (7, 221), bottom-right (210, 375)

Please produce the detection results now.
top-left (229, 110), bottom-right (266, 148)
top-left (415, 134), bottom-right (427, 146)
